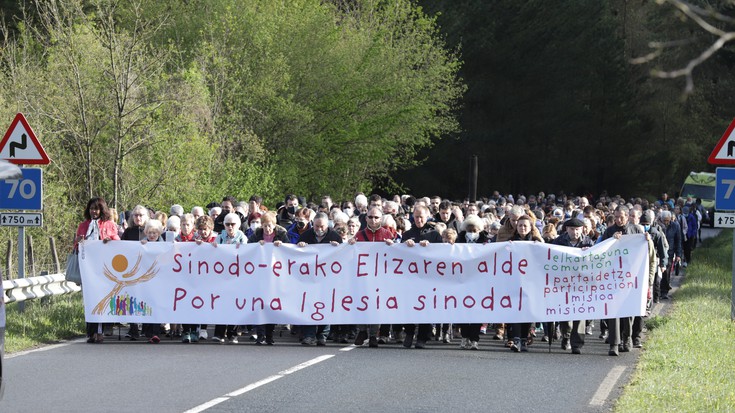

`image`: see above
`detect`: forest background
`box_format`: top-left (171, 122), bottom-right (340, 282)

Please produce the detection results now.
top-left (0, 0), bottom-right (731, 275)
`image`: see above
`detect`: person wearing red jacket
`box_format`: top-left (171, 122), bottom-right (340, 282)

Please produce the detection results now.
top-left (74, 197), bottom-right (120, 344)
top-left (349, 207), bottom-right (395, 347)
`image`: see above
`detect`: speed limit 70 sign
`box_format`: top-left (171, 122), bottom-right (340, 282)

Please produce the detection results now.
top-left (0, 167), bottom-right (42, 210)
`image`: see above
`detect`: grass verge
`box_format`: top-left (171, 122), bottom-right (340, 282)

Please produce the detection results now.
top-left (615, 231), bottom-right (735, 412)
top-left (4, 293), bottom-right (86, 353)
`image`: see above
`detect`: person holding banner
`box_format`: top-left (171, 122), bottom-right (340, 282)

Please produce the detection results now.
top-left (455, 214), bottom-right (491, 351)
top-left (401, 205), bottom-right (442, 349)
top-left (248, 211), bottom-right (289, 345)
top-left (551, 218), bottom-right (593, 354)
top-left (349, 207), bottom-right (395, 348)
top-left (297, 212), bottom-right (343, 346)
top-left (212, 213), bottom-right (247, 343)
top-left (75, 197), bottom-right (120, 344)
top-left (508, 214), bottom-right (543, 353)
top-left (601, 205), bottom-right (643, 356)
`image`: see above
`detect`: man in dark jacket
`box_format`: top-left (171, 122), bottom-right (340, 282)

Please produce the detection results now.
top-left (400, 205), bottom-right (441, 349)
top-left (660, 210), bottom-right (682, 300)
top-left (552, 218), bottom-right (594, 354)
top-left (297, 212), bottom-right (342, 346)
top-left (434, 200), bottom-right (461, 233)
top-left (213, 196), bottom-right (248, 233)
top-left (601, 206), bottom-right (644, 356)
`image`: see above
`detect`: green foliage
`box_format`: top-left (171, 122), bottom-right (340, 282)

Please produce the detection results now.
top-left (5, 295), bottom-right (86, 353)
top-left (615, 231), bottom-right (735, 411)
top-left (0, 0), bottom-right (462, 244)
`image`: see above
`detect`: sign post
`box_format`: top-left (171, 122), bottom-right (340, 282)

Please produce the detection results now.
top-left (709, 118), bottom-right (735, 320)
top-left (0, 113), bottom-right (49, 312)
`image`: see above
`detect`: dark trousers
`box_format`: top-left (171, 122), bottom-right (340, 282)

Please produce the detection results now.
top-left (458, 323), bottom-right (481, 342)
top-left (255, 324), bottom-right (275, 340)
top-left (632, 316), bottom-right (644, 341)
top-left (403, 324), bottom-right (432, 342)
top-left (142, 323), bottom-right (160, 338)
top-left (510, 323), bottom-right (531, 341)
top-left (214, 324), bottom-right (238, 339)
top-left (606, 317), bottom-right (631, 346)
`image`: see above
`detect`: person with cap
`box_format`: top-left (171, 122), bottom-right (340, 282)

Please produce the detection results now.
top-left (551, 217), bottom-right (594, 354)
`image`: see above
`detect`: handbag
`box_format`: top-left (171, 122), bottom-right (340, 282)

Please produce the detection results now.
top-left (65, 250), bottom-right (82, 285)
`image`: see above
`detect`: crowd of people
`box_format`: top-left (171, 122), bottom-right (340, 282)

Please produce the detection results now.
top-left (74, 190), bottom-right (703, 356)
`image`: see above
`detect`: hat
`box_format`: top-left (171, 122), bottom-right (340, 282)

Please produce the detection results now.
top-left (565, 218), bottom-right (584, 227)
top-left (639, 213), bottom-right (651, 225)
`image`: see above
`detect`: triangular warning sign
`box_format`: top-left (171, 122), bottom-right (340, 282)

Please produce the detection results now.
top-left (0, 113), bottom-right (50, 165)
top-left (709, 118), bottom-right (735, 165)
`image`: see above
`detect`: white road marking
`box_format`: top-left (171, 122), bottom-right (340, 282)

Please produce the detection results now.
top-left (183, 354), bottom-right (335, 412)
top-left (339, 344), bottom-right (357, 352)
top-left (183, 397), bottom-right (229, 413)
top-left (589, 365), bottom-right (626, 406)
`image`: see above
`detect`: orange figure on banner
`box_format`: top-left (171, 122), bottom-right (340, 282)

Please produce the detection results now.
top-left (92, 253), bottom-right (159, 315)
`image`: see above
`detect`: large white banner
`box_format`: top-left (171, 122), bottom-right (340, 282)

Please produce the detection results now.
top-left (79, 235), bottom-right (649, 324)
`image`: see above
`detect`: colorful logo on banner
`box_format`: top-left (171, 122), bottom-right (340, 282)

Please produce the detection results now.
top-left (92, 253), bottom-right (159, 316)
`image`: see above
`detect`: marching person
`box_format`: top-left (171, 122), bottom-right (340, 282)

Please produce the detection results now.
top-left (601, 206), bottom-right (644, 356)
top-left (454, 214), bottom-right (491, 350)
top-left (401, 205), bottom-right (442, 349)
top-left (297, 212), bottom-right (342, 346)
top-left (349, 207), bottom-right (394, 348)
top-left (75, 197), bottom-right (120, 344)
top-left (551, 218), bottom-right (593, 354)
top-left (248, 211), bottom-right (289, 345)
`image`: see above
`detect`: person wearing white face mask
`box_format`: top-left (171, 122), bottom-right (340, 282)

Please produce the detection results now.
top-left (454, 215), bottom-right (490, 350)
top-left (245, 213), bottom-right (262, 239)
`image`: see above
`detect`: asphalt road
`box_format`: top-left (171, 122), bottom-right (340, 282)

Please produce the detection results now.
top-left (1, 227), bottom-right (719, 413)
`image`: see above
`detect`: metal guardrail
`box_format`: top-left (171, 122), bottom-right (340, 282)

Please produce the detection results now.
top-left (2, 273), bottom-right (80, 304)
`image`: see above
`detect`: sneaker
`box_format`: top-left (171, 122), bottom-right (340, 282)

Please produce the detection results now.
top-left (354, 330), bottom-right (368, 346)
top-left (460, 338), bottom-right (468, 349)
top-left (190, 333), bottom-right (198, 343)
top-left (265, 337), bottom-right (275, 345)
top-left (571, 347), bottom-right (581, 355)
top-left (212, 336), bottom-right (224, 343)
top-left (599, 332), bottom-right (608, 340)
top-left (377, 336), bottom-right (387, 344)
top-left (199, 330), bottom-right (208, 340)
top-left (469, 341), bottom-right (479, 350)
top-left (302, 337), bottom-right (316, 346)
top-left (561, 338), bottom-right (571, 351)
top-left (228, 336), bottom-right (239, 344)
top-left (585, 324), bottom-right (593, 335)
top-left (414, 340), bottom-right (426, 349)
top-left (479, 325), bottom-right (487, 335)
top-left (403, 335), bottom-right (414, 348)
top-left (510, 338), bottom-right (521, 352)
top-left (255, 337), bottom-right (265, 345)
top-left (316, 337), bottom-right (327, 346)
top-left (368, 336), bottom-right (379, 348)
top-left (633, 338), bottom-right (642, 348)
top-left (442, 333), bottom-right (451, 344)
top-left (149, 335), bottom-right (160, 344)
top-left (182, 334), bottom-right (191, 343)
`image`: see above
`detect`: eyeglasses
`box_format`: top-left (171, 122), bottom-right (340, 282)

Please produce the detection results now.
top-left (367, 216), bottom-right (380, 219)
top-left (225, 223), bottom-right (237, 227)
